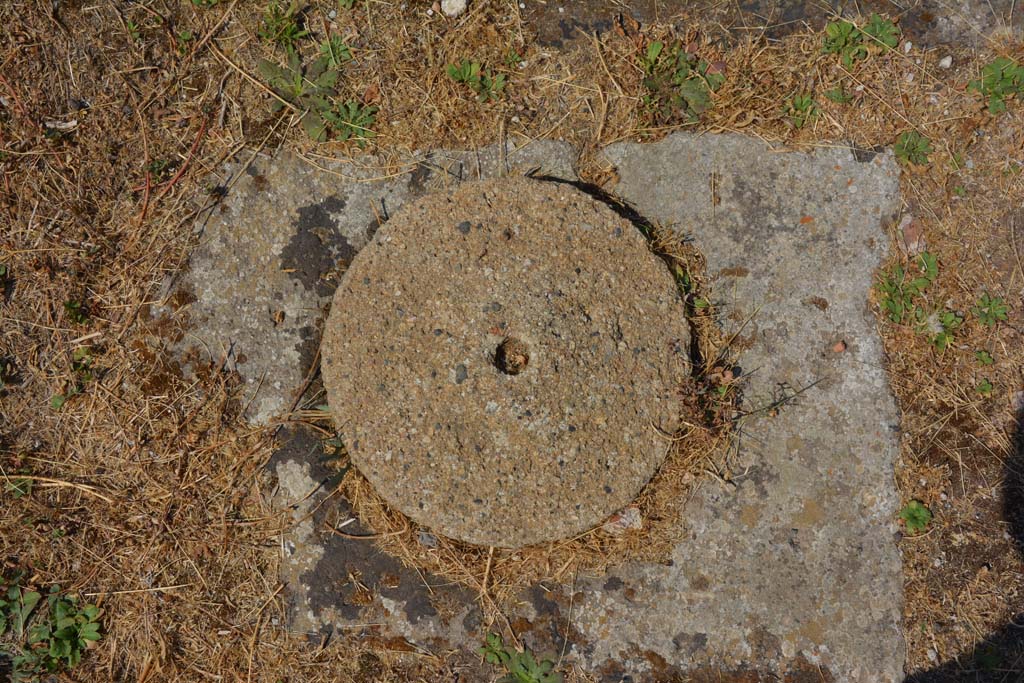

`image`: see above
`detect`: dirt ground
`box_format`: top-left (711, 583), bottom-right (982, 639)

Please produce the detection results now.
top-left (1, 0), bottom-right (1023, 681)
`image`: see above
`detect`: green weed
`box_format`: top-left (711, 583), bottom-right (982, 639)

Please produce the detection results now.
top-left (977, 378), bottom-right (994, 396)
top-left (975, 349), bottom-right (994, 366)
top-left (925, 310), bottom-right (962, 352)
top-left (876, 251), bottom-right (937, 324)
top-left (968, 57), bottom-right (1024, 115)
top-left (126, 20), bottom-right (141, 42)
top-left (785, 93), bottom-right (817, 128)
top-left (63, 300), bottom-right (89, 325)
top-left (192, 0), bottom-right (219, 7)
top-left (323, 101), bottom-right (378, 147)
top-left (824, 84), bottom-right (852, 103)
top-left (971, 292), bottom-right (1008, 326)
top-left (0, 574), bottom-right (102, 681)
top-left (447, 59), bottom-right (507, 102)
top-left (894, 130), bottom-right (933, 166)
top-left (823, 14), bottom-right (899, 66)
top-left (479, 633), bottom-right (563, 683)
top-left (639, 40), bottom-right (725, 125)
top-left (338, 0), bottom-right (357, 9)
top-left (319, 36), bottom-right (352, 68)
top-left (259, 1), bottom-right (308, 51)
top-left (899, 500), bottom-right (932, 535)
top-left (258, 51), bottom-right (340, 141)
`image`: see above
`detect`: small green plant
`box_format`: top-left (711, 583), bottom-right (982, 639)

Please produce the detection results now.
top-left (894, 130), bottom-right (933, 166)
top-left (785, 93), bottom-right (817, 128)
top-left (876, 251), bottom-right (937, 324)
top-left (192, 0), bottom-right (218, 6)
top-left (505, 48), bottom-right (524, 69)
top-left (976, 378), bottom-right (994, 396)
top-left (259, 0), bottom-right (308, 51)
top-left (823, 15), bottom-right (899, 66)
top-left (319, 36), bottom-right (352, 68)
top-left (639, 40), bottom-right (725, 125)
top-left (258, 51), bottom-right (341, 141)
top-left (338, 0), bottom-right (357, 8)
top-left (968, 57), bottom-right (1024, 115)
top-left (862, 13), bottom-right (900, 48)
top-left (447, 59), bottom-right (507, 102)
top-left (926, 310), bottom-right (962, 352)
top-left (126, 20), bottom-right (142, 42)
top-left (479, 633), bottom-right (563, 683)
top-left (177, 30), bottom-right (194, 55)
top-left (824, 84), bottom-right (852, 103)
top-left (4, 474), bottom-right (32, 498)
top-left (899, 500), bottom-right (932, 535)
top-left (63, 300), bottom-right (89, 325)
top-left (975, 349), bottom-right (994, 366)
top-left (823, 20), bottom-right (866, 66)
top-left (971, 292), bottom-right (1008, 326)
top-left (323, 101), bottom-right (378, 147)
top-left (1, 575), bottom-right (102, 681)
top-left (953, 185), bottom-right (967, 198)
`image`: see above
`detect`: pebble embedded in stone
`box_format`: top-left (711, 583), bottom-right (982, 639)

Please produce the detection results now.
top-left (321, 177), bottom-right (690, 548)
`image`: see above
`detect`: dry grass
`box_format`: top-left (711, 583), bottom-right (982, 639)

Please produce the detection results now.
top-left (1, 0), bottom-right (1023, 680)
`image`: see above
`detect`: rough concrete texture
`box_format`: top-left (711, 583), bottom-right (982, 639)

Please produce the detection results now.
top-left (565, 132), bottom-right (904, 682)
top-left (525, 0), bottom-right (1020, 48)
top-left (155, 141), bottom-right (575, 424)
top-left (321, 177), bottom-right (690, 548)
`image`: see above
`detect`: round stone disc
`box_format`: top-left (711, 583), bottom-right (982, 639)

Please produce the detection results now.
top-left (322, 177), bottom-right (690, 548)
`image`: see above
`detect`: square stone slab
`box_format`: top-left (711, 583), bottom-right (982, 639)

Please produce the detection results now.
top-left (161, 133), bottom-right (903, 682)
top-left (567, 133), bottom-right (903, 682)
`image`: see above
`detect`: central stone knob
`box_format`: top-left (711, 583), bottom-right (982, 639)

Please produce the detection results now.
top-left (321, 177), bottom-right (690, 548)
top-left (494, 336), bottom-right (529, 375)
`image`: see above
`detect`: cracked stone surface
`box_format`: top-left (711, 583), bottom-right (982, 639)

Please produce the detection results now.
top-left (320, 176), bottom-right (690, 548)
top-left (565, 132), bottom-right (904, 682)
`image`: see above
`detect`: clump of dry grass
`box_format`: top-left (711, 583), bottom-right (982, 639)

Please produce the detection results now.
top-left (2, 0), bottom-right (1024, 680)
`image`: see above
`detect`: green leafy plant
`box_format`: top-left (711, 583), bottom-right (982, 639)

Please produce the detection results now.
top-left (971, 292), bottom-right (1008, 326)
top-left (319, 36), bottom-right (352, 68)
top-left (258, 51), bottom-right (341, 141)
top-left (862, 13), bottom-right (900, 49)
top-left (639, 40), bottom-right (725, 125)
top-left (926, 310), bottom-right (962, 352)
top-left (126, 20), bottom-right (142, 42)
top-left (446, 59), bottom-right (507, 102)
top-left (823, 15), bottom-right (899, 66)
top-left (976, 378), bottom-right (994, 396)
top-left (192, 0), bottom-right (219, 6)
top-left (975, 349), bottom-right (994, 366)
top-left (505, 48), bottom-right (524, 69)
top-left (177, 30), bottom-right (194, 55)
top-left (824, 84), bottom-right (852, 103)
top-left (3, 474), bottom-right (32, 498)
top-left (1, 576), bottom-right (102, 681)
top-left (63, 300), bottom-right (89, 325)
top-left (968, 57), bottom-right (1024, 115)
top-left (899, 500), bottom-right (932, 535)
top-left (823, 20), bottom-right (866, 66)
top-left (894, 130), bottom-right (933, 166)
top-left (876, 251), bottom-right (937, 324)
top-left (785, 93), bottom-right (817, 129)
top-left (338, 0), bottom-right (357, 8)
top-left (323, 100), bottom-right (378, 147)
top-left (259, 0), bottom-right (308, 51)
top-left (479, 633), bottom-right (563, 683)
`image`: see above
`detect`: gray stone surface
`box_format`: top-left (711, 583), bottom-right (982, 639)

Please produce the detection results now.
top-left (155, 141), bottom-right (575, 424)
top-left (321, 177), bottom-right (691, 548)
top-left (566, 132), bottom-right (904, 682)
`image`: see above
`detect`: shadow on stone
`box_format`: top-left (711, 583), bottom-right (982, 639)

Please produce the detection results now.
top-left (905, 403), bottom-right (1024, 682)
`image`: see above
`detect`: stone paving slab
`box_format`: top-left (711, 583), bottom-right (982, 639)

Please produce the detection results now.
top-left (161, 132), bottom-right (904, 682)
top-left (567, 132), bottom-right (904, 682)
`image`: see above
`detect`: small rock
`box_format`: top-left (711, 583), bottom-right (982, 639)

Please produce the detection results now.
top-left (903, 41), bottom-right (913, 53)
top-left (441, 0), bottom-right (466, 17)
top-left (417, 531), bottom-right (438, 548)
top-left (898, 213), bottom-right (927, 256)
top-left (832, 340), bottom-right (847, 353)
top-left (938, 55), bottom-right (953, 69)
top-left (602, 507), bottom-right (642, 536)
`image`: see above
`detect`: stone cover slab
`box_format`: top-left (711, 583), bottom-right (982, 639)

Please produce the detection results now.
top-left (568, 132), bottom-right (904, 682)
